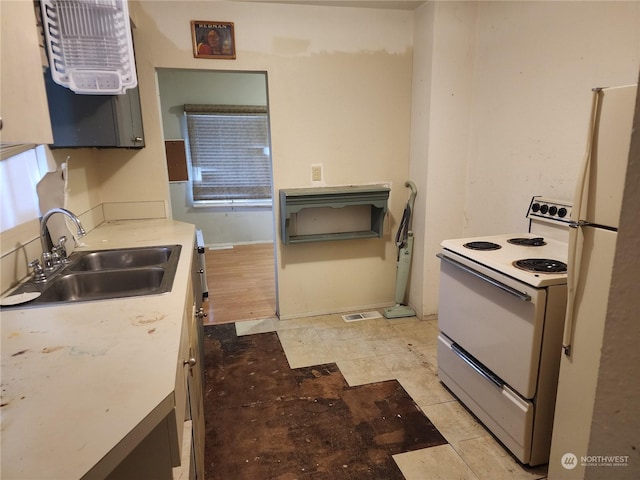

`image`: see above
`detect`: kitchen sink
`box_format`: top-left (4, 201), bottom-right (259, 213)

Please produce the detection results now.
top-left (68, 246), bottom-right (174, 271)
top-left (37, 268), bottom-right (166, 303)
top-left (1, 245), bottom-right (182, 308)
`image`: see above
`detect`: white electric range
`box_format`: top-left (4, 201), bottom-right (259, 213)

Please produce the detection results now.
top-left (436, 196), bottom-right (571, 466)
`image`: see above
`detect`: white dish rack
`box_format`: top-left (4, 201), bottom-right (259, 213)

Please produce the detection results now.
top-left (41, 0), bottom-right (137, 95)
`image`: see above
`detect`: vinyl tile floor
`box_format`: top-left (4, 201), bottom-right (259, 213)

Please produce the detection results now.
top-left (233, 312), bottom-right (548, 480)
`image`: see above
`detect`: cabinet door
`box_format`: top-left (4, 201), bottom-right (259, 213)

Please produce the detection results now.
top-left (0, 1), bottom-right (53, 145)
top-left (44, 69), bottom-right (144, 148)
top-left (188, 305), bottom-right (205, 479)
top-left (113, 85), bottom-right (145, 147)
top-left (174, 305), bottom-right (191, 466)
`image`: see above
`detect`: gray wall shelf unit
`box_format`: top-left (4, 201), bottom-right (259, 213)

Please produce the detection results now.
top-left (280, 185), bottom-right (390, 244)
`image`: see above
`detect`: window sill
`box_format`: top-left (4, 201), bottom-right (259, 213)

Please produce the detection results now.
top-left (191, 200), bottom-right (273, 211)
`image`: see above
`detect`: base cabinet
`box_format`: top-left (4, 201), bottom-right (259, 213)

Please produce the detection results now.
top-left (187, 303), bottom-right (205, 479)
top-left (103, 260), bottom-right (204, 479)
top-left (105, 417), bottom-right (176, 480)
top-left (172, 279), bottom-right (205, 479)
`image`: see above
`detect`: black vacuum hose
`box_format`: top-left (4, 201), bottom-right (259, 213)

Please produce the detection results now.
top-left (396, 205), bottom-right (411, 249)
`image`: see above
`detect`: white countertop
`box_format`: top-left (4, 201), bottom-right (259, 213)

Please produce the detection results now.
top-left (0, 219), bottom-right (196, 480)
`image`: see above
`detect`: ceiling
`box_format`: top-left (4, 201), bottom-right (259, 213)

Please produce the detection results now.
top-left (233, 1), bottom-right (425, 10)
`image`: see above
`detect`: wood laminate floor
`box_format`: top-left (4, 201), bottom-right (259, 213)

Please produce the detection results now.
top-left (203, 243), bottom-right (277, 325)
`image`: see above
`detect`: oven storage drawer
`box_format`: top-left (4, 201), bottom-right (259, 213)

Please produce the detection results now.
top-left (437, 254), bottom-right (546, 398)
top-left (438, 333), bottom-right (534, 464)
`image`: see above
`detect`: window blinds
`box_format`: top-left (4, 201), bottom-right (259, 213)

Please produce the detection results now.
top-left (184, 105), bottom-right (271, 204)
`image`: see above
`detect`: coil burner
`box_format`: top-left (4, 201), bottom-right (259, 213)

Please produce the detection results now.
top-left (463, 241), bottom-right (502, 251)
top-left (513, 258), bottom-right (567, 274)
top-left (507, 237), bottom-right (547, 247)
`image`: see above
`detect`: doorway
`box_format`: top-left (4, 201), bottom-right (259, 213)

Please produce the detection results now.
top-left (157, 68), bottom-right (277, 324)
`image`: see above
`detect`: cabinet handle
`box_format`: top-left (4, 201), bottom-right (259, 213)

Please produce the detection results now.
top-left (133, 136), bottom-right (143, 143)
top-left (184, 357), bottom-right (197, 367)
top-left (196, 307), bottom-right (208, 318)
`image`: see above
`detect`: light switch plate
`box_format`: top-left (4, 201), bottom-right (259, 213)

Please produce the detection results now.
top-left (311, 164), bottom-right (323, 182)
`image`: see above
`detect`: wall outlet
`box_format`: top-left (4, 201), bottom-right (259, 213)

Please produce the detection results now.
top-left (311, 164), bottom-right (323, 182)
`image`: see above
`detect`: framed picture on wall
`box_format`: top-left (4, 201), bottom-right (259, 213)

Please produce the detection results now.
top-left (191, 21), bottom-right (236, 59)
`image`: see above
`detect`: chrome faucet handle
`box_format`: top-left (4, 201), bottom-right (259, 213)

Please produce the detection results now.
top-left (50, 247), bottom-right (62, 265)
top-left (41, 252), bottom-right (54, 271)
top-left (57, 236), bottom-right (69, 262)
top-left (29, 259), bottom-right (47, 282)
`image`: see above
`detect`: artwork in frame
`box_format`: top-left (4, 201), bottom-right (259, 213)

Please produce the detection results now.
top-left (191, 21), bottom-right (236, 59)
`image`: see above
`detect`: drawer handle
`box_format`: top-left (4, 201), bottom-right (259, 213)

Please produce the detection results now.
top-left (451, 343), bottom-right (504, 389)
top-left (184, 357), bottom-right (197, 367)
top-left (437, 253), bottom-right (531, 302)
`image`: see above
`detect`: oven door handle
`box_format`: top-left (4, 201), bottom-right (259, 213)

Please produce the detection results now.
top-left (450, 343), bottom-right (505, 389)
top-left (436, 253), bottom-right (532, 302)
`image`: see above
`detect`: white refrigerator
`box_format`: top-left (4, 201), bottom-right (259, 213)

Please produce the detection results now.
top-left (549, 84), bottom-right (638, 478)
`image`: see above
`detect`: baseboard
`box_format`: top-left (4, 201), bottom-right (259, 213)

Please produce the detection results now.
top-left (207, 240), bottom-right (274, 249)
top-left (278, 302), bottom-right (397, 321)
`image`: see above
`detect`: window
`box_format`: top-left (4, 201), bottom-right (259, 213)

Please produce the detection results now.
top-left (0, 145), bottom-right (50, 232)
top-left (184, 104), bottom-right (272, 207)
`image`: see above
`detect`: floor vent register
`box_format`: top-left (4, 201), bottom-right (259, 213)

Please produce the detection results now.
top-left (341, 311), bottom-right (383, 322)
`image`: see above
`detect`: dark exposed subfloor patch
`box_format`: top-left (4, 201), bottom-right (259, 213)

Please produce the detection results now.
top-left (204, 323), bottom-right (447, 479)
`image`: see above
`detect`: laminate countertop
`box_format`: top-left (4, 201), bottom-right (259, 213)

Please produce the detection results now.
top-left (0, 219), bottom-right (196, 480)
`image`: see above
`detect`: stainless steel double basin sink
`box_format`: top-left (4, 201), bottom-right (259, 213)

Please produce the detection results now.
top-left (3, 245), bottom-right (182, 308)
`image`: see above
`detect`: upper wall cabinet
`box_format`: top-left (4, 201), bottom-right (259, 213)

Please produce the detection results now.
top-left (0, 1), bottom-right (53, 146)
top-left (39, 0), bottom-right (144, 149)
top-left (44, 69), bottom-right (145, 149)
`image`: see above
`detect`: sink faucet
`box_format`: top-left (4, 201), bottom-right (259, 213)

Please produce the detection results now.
top-left (40, 208), bottom-right (86, 255)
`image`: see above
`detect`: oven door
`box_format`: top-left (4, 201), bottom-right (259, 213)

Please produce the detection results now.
top-left (437, 252), bottom-right (547, 398)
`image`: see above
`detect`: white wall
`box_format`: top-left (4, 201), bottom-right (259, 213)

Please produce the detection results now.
top-left (410, 0), bottom-right (640, 316)
top-left (406, 2), bottom-right (433, 318)
top-left (409, 1), bottom-right (478, 317)
top-left (467, 1), bottom-right (639, 234)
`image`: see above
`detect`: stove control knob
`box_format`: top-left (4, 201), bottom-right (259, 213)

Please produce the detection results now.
top-left (558, 207), bottom-right (568, 217)
top-left (531, 203), bottom-right (541, 212)
top-left (540, 204), bottom-right (549, 214)
top-left (549, 206), bottom-right (558, 216)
